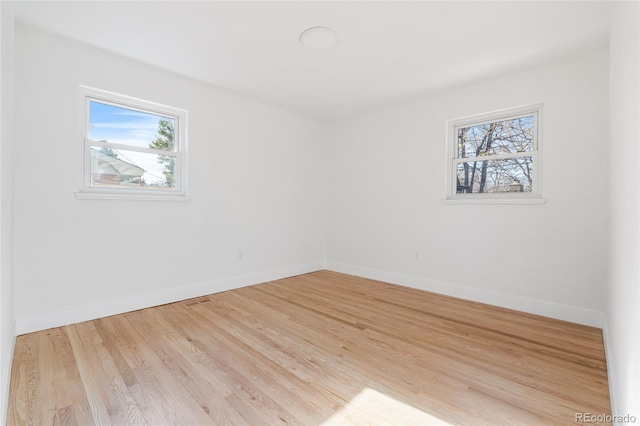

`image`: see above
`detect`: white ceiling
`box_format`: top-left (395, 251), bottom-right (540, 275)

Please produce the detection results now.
top-left (13, 1), bottom-right (614, 122)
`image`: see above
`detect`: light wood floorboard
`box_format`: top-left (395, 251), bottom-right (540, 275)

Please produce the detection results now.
top-left (7, 270), bottom-right (611, 425)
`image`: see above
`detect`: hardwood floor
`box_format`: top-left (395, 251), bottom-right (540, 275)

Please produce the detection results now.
top-left (8, 270), bottom-right (611, 425)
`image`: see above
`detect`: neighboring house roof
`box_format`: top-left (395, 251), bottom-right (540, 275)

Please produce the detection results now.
top-left (91, 149), bottom-right (145, 185)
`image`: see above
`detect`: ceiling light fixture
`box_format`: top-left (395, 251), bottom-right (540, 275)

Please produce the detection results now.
top-left (300, 26), bottom-right (338, 51)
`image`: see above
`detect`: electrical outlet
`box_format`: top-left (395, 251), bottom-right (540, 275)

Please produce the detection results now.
top-left (414, 251), bottom-right (421, 261)
top-left (238, 249), bottom-right (244, 260)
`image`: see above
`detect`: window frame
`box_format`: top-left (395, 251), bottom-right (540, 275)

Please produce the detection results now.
top-left (75, 86), bottom-right (189, 201)
top-left (443, 103), bottom-right (545, 204)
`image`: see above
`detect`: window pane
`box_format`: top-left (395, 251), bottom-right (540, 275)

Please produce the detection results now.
top-left (458, 115), bottom-right (534, 159)
top-left (456, 157), bottom-right (533, 194)
top-left (90, 146), bottom-right (177, 190)
top-left (89, 101), bottom-right (175, 151)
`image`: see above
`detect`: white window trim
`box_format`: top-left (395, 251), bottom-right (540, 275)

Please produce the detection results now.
top-left (442, 103), bottom-right (546, 205)
top-left (74, 86), bottom-right (190, 201)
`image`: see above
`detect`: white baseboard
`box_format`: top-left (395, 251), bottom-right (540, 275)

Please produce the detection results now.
top-left (15, 261), bottom-right (325, 335)
top-left (0, 320), bottom-right (16, 426)
top-left (14, 259), bottom-right (604, 332)
top-left (601, 318), bottom-right (618, 419)
top-left (327, 261), bottom-right (605, 328)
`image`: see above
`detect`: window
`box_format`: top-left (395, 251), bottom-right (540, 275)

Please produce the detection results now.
top-left (76, 86), bottom-right (188, 200)
top-left (444, 104), bottom-right (544, 204)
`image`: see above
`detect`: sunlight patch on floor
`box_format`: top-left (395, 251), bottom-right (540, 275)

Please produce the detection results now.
top-left (322, 388), bottom-right (452, 426)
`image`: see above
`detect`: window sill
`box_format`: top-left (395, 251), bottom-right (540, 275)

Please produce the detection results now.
top-left (74, 190), bottom-right (191, 202)
top-left (441, 197), bottom-right (547, 205)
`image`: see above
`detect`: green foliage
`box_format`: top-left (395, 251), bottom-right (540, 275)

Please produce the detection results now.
top-left (149, 119), bottom-right (175, 188)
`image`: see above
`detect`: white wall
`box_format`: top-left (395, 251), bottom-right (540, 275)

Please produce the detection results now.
top-left (606, 1), bottom-right (639, 421)
top-left (12, 25), bottom-right (326, 330)
top-left (0, 2), bottom-right (15, 423)
top-left (327, 49), bottom-right (609, 326)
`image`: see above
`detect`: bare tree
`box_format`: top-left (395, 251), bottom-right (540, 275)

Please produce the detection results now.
top-left (456, 116), bottom-right (534, 193)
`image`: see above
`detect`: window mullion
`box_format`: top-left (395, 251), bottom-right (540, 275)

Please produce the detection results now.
top-left (86, 139), bottom-right (178, 157)
top-left (454, 150), bottom-right (534, 164)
